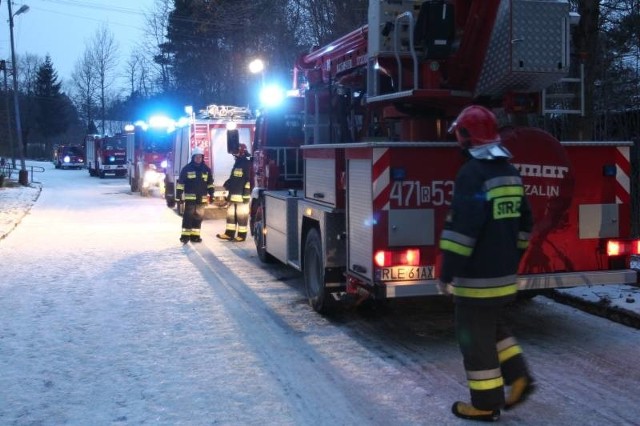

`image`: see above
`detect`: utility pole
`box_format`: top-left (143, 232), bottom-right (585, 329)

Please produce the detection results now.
top-left (7, 0), bottom-right (30, 185)
top-left (0, 60), bottom-right (16, 168)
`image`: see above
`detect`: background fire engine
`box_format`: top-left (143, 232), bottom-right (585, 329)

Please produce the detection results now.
top-left (53, 144), bottom-right (84, 170)
top-left (165, 105), bottom-right (254, 215)
top-left (127, 117), bottom-right (174, 197)
top-left (247, 0), bottom-right (638, 313)
top-left (85, 134), bottom-right (129, 178)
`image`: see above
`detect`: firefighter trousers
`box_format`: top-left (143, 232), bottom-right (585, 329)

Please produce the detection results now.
top-left (181, 202), bottom-right (205, 239)
top-left (223, 201), bottom-right (249, 240)
top-left (454, 303), bottom-right (530, 411)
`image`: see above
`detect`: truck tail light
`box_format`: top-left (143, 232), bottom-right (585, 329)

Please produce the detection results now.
top-left (374, 249), bottom-right (420, 267)
top-left (606, 239), bottom-right (640, 256)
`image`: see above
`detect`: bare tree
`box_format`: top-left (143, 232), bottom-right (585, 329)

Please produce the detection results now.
top-left (144, 0), bottom-right (173, 93)
top-left (90, 26), bottom-right (119, 134)
top-left (137, 56), bottom-right (152, 97)
top-left (289, 0), bottom-right (367, 46)
top-left (124, 54), bottom-right (141, 97)
top-left (14, 54), bottom-right (44, 150)
top-left (71, 50), bottom-right (98, 133)
top-left (122, 52), bottom-right (153, 99)
top-left (17, 53), bottom-right (43, 95)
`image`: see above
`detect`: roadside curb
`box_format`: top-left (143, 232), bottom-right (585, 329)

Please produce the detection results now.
top-left (549, 287), bottom-right (640, 329)
top-left (0, 183), bottom-right (42, 241)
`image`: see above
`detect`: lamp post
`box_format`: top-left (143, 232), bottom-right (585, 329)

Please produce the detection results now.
top-left (248, 58), bottom-right (265, 88)
top-left (7, 1), bottom-right (30, 185)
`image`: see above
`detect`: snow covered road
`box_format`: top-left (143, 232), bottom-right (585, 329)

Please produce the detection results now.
top-left (0, 163), bottom-right (639, 425)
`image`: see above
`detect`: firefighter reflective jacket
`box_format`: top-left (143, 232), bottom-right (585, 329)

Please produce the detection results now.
top-left (176, 161), bottom-right (214, 204)
top-left (225, 156), bottom-right (251, 203)
top-left (439, 156), bottom-right (533, 306)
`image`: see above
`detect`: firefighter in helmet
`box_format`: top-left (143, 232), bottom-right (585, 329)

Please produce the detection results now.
top-left (217, 143), bottom-right (251, 242)
top-left (176, 147), bottom-right (214, 243)
top-left (439, 105), bottom-right (535, 421)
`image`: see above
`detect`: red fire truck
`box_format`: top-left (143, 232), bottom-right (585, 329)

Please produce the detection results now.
top-left (53, 144), bottom-right (85, 169)
top-left (165, 105), bottom-right (254, 211)
top-left (127, 117), bottom-right (174, 196)
top-left (85, 134), bottom-right (129, 178)
top-left (249, 0), bottom-right (638, 313)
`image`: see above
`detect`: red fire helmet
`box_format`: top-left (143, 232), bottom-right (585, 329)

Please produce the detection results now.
top-left (448, 105), bottom-right (500, 147)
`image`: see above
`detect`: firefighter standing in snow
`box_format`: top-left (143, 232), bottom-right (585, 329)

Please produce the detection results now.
top-left (439, 105), bottom-right (535, 422)
top-left (176, 147), bottom-right (214, 243)
top-left (217, 143), bottom-right (251, 242)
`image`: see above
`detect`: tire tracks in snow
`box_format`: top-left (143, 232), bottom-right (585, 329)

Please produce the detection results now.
top-left (185, 242), bottom-right (387, 425)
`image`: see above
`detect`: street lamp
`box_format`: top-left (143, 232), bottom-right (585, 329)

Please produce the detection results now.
top-left (7, 2), bottom-right (30, 185)
top-left (248, 58), bottom-right (265, 87)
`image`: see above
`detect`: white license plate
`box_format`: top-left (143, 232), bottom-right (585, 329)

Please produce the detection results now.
top-left (377, 265), bottom-right (434, 281)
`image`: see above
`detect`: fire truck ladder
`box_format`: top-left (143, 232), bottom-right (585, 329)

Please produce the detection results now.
top-left (194, 123), bottom-right (209, 139)
top-left (265, 147), bottom-right (303, 183)
top-left (542, 63), bottom-right (585, 116)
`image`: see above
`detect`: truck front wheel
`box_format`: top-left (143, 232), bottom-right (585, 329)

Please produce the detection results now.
top-left (253, 199), bottom-right (274, 263)
top-left (303, 228), bottom-right (332, 314)
top-left (130, 175), bottom-right (139, 192)
top-left (165, 182), bottom-right (175, 207)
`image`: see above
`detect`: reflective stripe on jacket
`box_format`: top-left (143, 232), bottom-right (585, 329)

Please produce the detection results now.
top-left (226, 156), bottom-right (251, 203)
top-left (439, 156), bottom-right (533, 305)
top-left (176, 161), bottom-right (214, 204)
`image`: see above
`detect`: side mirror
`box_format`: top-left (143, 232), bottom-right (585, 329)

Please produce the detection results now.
top-left (227, 129), bottom-right (239, 154)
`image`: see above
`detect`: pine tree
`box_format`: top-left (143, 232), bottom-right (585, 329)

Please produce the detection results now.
top-left (34, 56), bottom-right (70, 139)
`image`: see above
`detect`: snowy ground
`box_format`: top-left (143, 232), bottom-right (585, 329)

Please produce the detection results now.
top-left (1, 161), bottom-right (639, 425)
top-left (0, 177), bottom-right (41, 241)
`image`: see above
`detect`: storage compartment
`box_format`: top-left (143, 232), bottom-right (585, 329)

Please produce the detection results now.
top-left (265, 191), bottom-right (300, 264)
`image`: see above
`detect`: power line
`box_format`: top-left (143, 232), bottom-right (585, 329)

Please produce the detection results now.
top-left (28, 4), bottom-right (146, 31)
top-left (39, 0), bottom-right (148, 17)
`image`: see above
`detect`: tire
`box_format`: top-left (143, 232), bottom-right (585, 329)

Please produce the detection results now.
top-left (130, 175), bottom-right (139, 192)
top-left (253, 199), bottom-right (274, 263)
top-left (165, 183), bottom-right (175, 207)
top-left (99, 170), bottom-right (105, 179)
top-left (254, 220), bottom-right (274, 263)
top-left (303, 228), bottom-right (333, 314)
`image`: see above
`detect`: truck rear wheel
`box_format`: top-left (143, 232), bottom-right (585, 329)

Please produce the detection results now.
top-left (303, 228), bottom-right (333, 314)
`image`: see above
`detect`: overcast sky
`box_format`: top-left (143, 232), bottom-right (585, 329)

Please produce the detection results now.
top-left (0, 0), bottom-right (157, 88)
